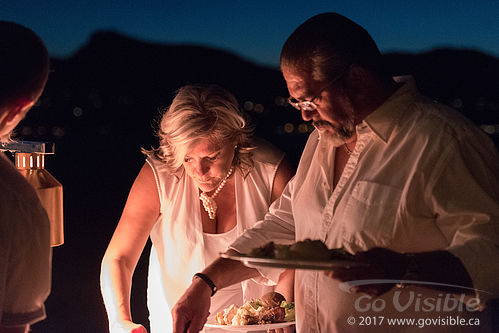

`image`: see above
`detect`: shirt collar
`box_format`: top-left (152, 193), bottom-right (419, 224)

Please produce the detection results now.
top-left (362, 76), bottom-right (420, 143)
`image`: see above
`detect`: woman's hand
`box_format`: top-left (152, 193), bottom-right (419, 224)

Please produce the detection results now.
top-left (110, 320), bottom-right (147, 333)
top-left (171, 277), bottom-right (212, 333)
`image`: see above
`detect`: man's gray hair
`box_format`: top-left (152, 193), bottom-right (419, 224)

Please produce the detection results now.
top-left (280, 13), bottom-right (384, 82)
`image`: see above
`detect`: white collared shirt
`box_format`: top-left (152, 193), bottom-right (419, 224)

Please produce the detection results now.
top-left (231, 79), bottom-right (499, 332)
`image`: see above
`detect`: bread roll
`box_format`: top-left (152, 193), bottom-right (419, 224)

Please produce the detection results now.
top-left (259, 292), bottom-right (286, 308)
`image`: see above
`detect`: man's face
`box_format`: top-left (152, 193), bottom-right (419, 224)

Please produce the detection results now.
top-left (282, 65), bottom-right (356, 146)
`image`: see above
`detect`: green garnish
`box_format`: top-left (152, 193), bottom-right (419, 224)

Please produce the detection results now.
top-left (280, 301), bottom-right (295, 321)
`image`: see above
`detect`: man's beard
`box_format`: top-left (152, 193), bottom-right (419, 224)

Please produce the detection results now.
top-left (313, 93), bottom-right (356, 147)
top-left (313, 119), bottom-right (355, 147)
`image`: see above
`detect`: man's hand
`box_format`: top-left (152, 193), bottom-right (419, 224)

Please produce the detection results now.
top-left (171, 277), bottom-right (212, 333)
top-left (324, 247), bottom-right (408, 296)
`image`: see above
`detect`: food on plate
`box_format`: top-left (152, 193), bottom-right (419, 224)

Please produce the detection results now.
top-left (260, 291), bottom-right (285, 308)
top-left (249, 239), bottom-right (353, 261)
top-left (214, 292), bottom-right (295, 326)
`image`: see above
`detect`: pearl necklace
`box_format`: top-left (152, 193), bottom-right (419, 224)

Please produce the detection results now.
top-left (199, 166), bottom-right (234, 220)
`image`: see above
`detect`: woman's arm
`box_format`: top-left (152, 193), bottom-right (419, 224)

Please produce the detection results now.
top-left (274, 269), bottom-right (295, 333)
top-left (0, 325), bottom-right (29, 333)
top-left (274, 269), bottom-right (295, 302)
top-left (100, 162), bottom-right (160, 332)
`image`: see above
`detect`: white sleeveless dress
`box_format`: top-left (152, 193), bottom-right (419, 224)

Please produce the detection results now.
top-left (202, 228), bottom-right (243, 332)
top-left (145, 141), bottom-right (284, 333)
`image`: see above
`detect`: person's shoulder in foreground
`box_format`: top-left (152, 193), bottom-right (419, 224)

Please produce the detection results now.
top-left (0, 153), bottom-right (51, 330)
top-left (0, 20), bottom-right (51, 332)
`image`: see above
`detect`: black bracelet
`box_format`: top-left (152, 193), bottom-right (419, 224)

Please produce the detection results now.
top-left (193, 273), bottom-right (217, 296)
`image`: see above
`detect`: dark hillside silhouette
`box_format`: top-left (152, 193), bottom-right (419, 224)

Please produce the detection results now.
top-left (383, 48), bottom-right (499, 124)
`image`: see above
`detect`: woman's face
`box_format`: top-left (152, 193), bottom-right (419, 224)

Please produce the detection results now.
top-left (182, 137), bottom-right (236, 193)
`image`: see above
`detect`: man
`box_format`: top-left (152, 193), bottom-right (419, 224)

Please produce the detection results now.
top-left (0, 21), bottom-right (51, 333)
top-left (171, 13), bottom-right (499, 332)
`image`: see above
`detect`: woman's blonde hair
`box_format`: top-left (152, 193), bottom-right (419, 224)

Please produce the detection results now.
top-left (145, 84), bottom-right (254, 175)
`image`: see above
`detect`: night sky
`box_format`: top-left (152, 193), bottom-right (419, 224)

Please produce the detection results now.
top-left (3, 0), bottom-right (499, 66)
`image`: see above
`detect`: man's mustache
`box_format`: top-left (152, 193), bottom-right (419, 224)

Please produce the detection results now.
top-left (313, 119), bottom-right (355, 140)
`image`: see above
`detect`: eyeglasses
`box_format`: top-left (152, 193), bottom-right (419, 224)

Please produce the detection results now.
top-left (287, 65), bottom-right (350, 112)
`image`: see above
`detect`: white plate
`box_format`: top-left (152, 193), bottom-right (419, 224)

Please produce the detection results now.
top-left (221, 253), bottom-right (367, 270)
top-left (205, 321), bottom-right (295, 331)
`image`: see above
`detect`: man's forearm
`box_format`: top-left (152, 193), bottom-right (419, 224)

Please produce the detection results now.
top-left (201, 250), bottom-right (261, 291)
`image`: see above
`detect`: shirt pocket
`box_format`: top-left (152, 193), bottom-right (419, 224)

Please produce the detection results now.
top-left (341, 180), bottom-right (402, 250)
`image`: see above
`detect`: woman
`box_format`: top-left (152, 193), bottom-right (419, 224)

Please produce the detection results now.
top-left (100, 84), bottom-right (295, 333)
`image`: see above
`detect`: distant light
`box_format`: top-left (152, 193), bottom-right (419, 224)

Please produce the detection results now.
top-left (481, 124), bottom-right (496, 135)
top-left (90, 91), bottom-right (103, 109)
top-left (489, 102), bottom-right (499, 112)
top-left (451, 98), bottom-right (463, 109)
top-left (274, 96), bottom-right (287, 107)
top-left (118, 96), bottom-right (134, 105)
top-left (284, 123), bottom-right (294, 134)
top-left (99, 127), bottom-right (110, 136)
top-left (36, 126), bottom-right (47, 136)
top-left (92, 100), bottom-right (103, 109)
top-left (481, 125), bottom-right (493, 134)
top-left (254, 104), bottom-right (264, 113)
top-left (298, 123), bottom-right (308, 133)
top-left (243, 101), bottom-right (254, 111)
top-left (110, 95), bottom-right (134, 105)
top-left (275, 125), bottom-right (285, 135)
top-left (73, 107), bottom-right (83, 117)
top-left (51, 126), bottom-right (66, 138)
top-left (474, 98), bottom-right (486, 110)
top-left (20, 126), bottom-right (33, 136)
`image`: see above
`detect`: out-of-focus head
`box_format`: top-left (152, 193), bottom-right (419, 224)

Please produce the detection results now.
top-left (0, 21), bottom-right (49, 143)
top-left (280, 12), bottom-right (383, 81)
top-left (152, 84), bottom-right (254, 183)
